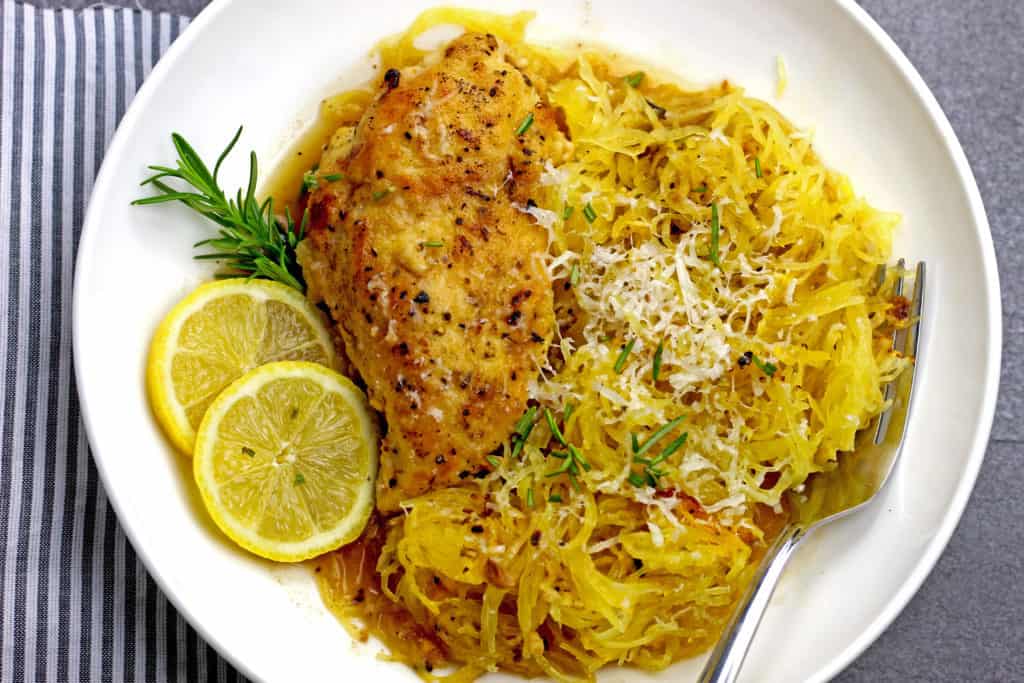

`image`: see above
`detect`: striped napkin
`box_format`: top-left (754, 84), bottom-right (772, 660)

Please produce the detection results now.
top-left (0, 2), bottom-right (245, 680)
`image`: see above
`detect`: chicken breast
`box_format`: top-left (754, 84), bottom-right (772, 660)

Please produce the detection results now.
top-left (299, 33), bottom-right (567, 511)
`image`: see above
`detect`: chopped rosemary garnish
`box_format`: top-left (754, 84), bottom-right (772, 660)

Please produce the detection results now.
top-left (583, 202), bottom-right (598, 223)
top-left (421, 240), bottom-right (444, 248)
top-left (486, 455), bottom-right (502, 469)
top-left (371, 188), bottom-right (391, 201)
top-left (569, 444), bottom-right (591, 472)
top-left (614, 338), bottom-right (636, 374)
top-left (562, 204), bottom-right (574, 220)
top-left (709, 202), bottom-right (721, 267)
top-left (624, 71), bottom-right (645, 88)
top-left (545, 408), bottom-right (567, 446)
top-left (563, 403), bottom-right (575, 423)
top-left (650, 432), bottom-right (687, 465)
top-left (645, 99), bottom-right (667, 119)
top-left (546, 440), bottom-right (589, 481)
top-left (511, 406), bottom-right (538, 457)
top-left (544, 458), bottom-right (569, 481)
top-left (568, 472), bottom-right (582, 492)
top-left (751, 353), bottom-right (778, 377)
top-left (631, 433), bottom-right (640, 453)
top-left (632, 416), bottom-right (686, 458)
top-left (514, 407), bottom-right (538, 436)
top-left (548, 494), bottom-right (563, 503)
top-left (323, 173), bottom-right (344, 182)
top-left (133, 127), bottom-right (308, 292)
top-left (569, 263), bottom-right (580, 286)
top-left (633, 431), bottom-right (688, 488)
top-left (241, 446), bottom-right (255, 457)
top-left (515, 112), bottom-right (534, 136)
top-left (294, 472), bottom-right (305, 485)
top-left (652, 340), bottom-right (664, 381)
top-left (526, 487), bottom-right (535, 508)
top-left (693, 184), bottom-right (707, 193)
top-left (754, 157), bottom-right (763, 178)
top-left (302, 170), bottom-right (319, 192)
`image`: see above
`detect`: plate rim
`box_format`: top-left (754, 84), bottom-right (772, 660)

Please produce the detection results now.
top-left (71, 0), bottom-right (1003, 681)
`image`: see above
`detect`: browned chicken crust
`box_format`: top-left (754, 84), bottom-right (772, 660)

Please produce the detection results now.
top-left (299, 33), bottom-right (568, 511)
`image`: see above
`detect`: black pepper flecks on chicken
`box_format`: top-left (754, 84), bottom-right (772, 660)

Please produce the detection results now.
top-left (299, 33), bottom-right (569, 511)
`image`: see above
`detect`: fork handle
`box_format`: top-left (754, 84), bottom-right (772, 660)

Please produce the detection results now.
top-left (699, 524), bottom-right (805, 683)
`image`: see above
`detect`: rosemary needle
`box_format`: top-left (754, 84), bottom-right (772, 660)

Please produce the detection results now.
top-left (633, 416), bottom-right (686, 458)
top-left (709, 202), bottom-right (721, 267)
top-left (614, 338), bottom-right (636, 374)
top-left (545, 408), bottom-right (567, 447)
top-left (652, 340), bottom-right (664, 381)
top-left (751, 353), bottom-right (778, 377)
top-left (515, 112), bottom-right (534, 136)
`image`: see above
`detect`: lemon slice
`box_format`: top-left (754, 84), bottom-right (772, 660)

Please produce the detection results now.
top-left (193, 361), bottom-right (378, 561)
top-left (147, 279), bottom-right (335, 454)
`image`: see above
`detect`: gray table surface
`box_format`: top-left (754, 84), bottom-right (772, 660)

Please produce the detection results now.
top-left (39, 0), bottom-right (1024, 680)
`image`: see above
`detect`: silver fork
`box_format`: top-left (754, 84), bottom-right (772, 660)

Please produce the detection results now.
top-left (698, 260), bottom-right (926, 683)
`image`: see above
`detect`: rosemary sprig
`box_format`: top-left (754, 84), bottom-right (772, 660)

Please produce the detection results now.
top-left (133, 126), bottom-right (307, 292)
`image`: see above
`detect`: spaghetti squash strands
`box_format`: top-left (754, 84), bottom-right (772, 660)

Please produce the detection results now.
top-left (311, 9), bottom-right (910, 681)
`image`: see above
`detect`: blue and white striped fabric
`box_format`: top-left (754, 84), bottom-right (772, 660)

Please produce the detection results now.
top-left (0, 2), bottom-right (245, 680)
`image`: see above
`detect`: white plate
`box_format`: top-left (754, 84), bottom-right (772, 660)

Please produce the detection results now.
top-left (72, 1), bottom-right (1001, 681)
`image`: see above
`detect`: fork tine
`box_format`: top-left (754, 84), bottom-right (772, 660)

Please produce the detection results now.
top-left (905, 261), bottom-right (925, 363)
top-left (873, 259), bottom-right (907, 444)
